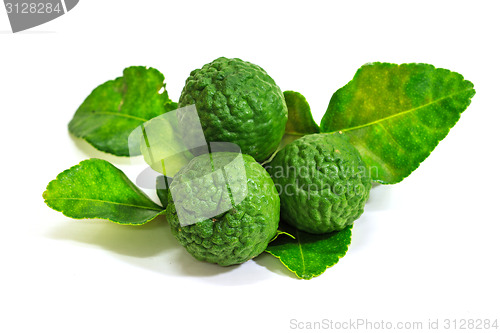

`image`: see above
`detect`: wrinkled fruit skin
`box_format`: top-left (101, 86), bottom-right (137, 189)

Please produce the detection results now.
top-left (167, 152), bottom-right (280, 266)
top-left (178, 57), bottom-right (288, 162)
top-left (267, 133), bottom-right (372, 234)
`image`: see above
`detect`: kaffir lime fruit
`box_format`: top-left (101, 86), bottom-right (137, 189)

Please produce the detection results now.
top-left (267, 133), bottom-right (372, 234)
top-left (166, 152), bottom-right (280, 266)
top-left (178, 57), bottom-right (288, 162)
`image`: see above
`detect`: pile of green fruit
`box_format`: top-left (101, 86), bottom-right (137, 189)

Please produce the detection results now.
top-left (43, 57), bottom-right (475, 279)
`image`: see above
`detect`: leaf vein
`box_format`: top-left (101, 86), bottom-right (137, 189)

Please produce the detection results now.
top-left (354, 140), bottom-right (395, 174)
top-left (339, 88), bottom-right (474, 132)
top-left (378, 123), bottom-right (405, 152)
top-left (85, 111), bottom-right (149, 122)
top-left (296, 231), bottom-right (306, 276)
top-left (46, 197), bottom-right (162, 211)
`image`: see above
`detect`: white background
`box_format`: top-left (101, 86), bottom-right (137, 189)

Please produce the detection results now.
top-left (1, 1), bottom-right (499, 332)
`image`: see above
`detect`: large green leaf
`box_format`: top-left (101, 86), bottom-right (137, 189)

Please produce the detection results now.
top-left (266, 224), bottom-right (352, 279)
top-left (68, 66), bottom-right (178, 156)
top-left (320, 63), bottom-right (475, 184)
top-left (43, 159), bottom-right (164, 225)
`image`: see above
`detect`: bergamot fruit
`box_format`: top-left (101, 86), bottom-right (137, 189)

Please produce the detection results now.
top-left (166, 152), bottom-right (280, 266)
top-left (267, 133), bottom-right (372, 234)
top-left (178, 57), bottom-right (288, 162)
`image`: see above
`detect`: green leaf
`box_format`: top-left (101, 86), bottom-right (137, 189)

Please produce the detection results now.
top-left (156, 175), bottom-right (170, 208)
top-left (284, 90), bottom-right (319, 139)
top-left (43, 158), bottom-right (164, 225)
top-left (263, 91), bottom-right (319, 164)
top-left (280, 91), bottom-right (319, 148)
top-left (265, 223), bottom-right (352, 279)
top-left (320, 63), bottom-right (475, 184)
top-left (68, 66), bottom-right (178, 156)
top-left (138, 110), bottom-right (195, 177)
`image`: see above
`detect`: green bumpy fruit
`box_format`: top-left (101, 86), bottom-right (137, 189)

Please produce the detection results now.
top-left (178, 57), bottom-right (288, 162)
top-left (166, 152), bottom-right (280, 266)
top-left (267, 133), bottom-right (372, 234)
